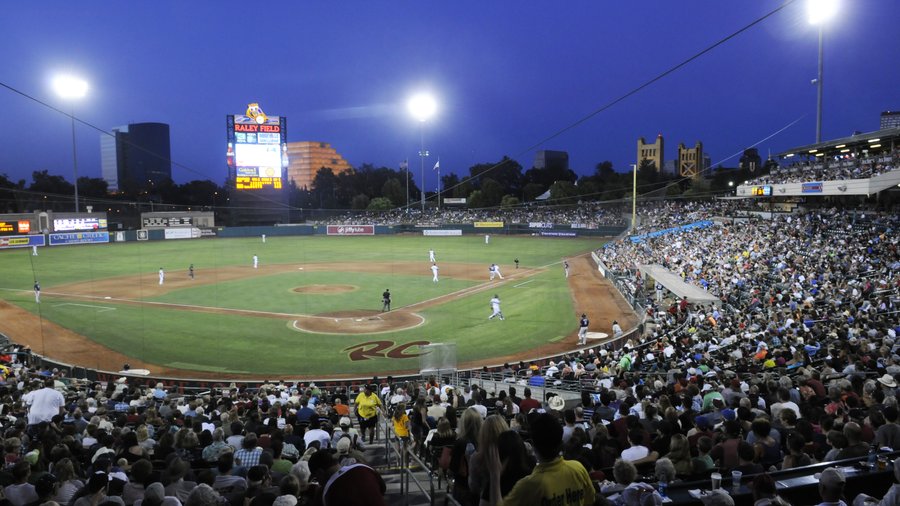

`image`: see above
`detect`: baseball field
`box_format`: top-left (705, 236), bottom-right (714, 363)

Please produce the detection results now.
top-left (0, 234), bottom-right (634, 379)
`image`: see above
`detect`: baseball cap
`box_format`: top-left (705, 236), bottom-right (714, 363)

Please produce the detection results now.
top-left (815, 467), bottom-right (845, 489)
top-left (339, 417), bottom-right (351, 427)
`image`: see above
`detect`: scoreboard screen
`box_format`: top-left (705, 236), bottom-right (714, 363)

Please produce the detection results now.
top-left (750, 185), bottom-right (772, 197)
top-left (0, 221), bottom-right (31, 234)
top-left (53, 217), bottom-right (107, 232)
top-left (226, 110), bottom-right (288, 191)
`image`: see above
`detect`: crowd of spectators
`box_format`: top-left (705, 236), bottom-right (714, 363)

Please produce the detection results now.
top-left (319, 202), bottom-right (627, 227)
top-left (745, 152), bottom-right (897, 186)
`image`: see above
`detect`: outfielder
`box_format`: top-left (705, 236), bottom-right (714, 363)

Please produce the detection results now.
top-left (431, 263), bottom-right (439, 283)
top-left (429, 249), bottom-right (435, 262)
top-left (261, 234), bottom-right (266, 243)
top-left (488, 294), bottom-right (504, 320)
top-left (158, 268), bottom-right (165, 285)
top-left (485, 234), bottom-right (490, 245)
top-left (253, 255), bottom-right (258, 269)
top-left (32, 245), bottom-right (38, 256)
top-left (33, 281), bottom-right (40, 303)
top-left (564, 260), bottom-right (570, 278)
top-left (189, 264), bottom-right (195, 280)
top-left (578, 313), bottom-right (589, 345)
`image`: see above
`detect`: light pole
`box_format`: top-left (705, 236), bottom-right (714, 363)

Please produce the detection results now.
top-left (53, 74), bottom-right (88, 213)
top-left (631, 163), bottom-right (637, 233)
top-left (407, 93), bottom-right (437, 211)
top-left (808, 0), bottom-right (838, 143)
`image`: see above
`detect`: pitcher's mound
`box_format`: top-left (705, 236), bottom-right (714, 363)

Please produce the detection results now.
top-left (291, 310), bottom-right (424, 335)
top-left (292, 285), bottom-right (356, 294)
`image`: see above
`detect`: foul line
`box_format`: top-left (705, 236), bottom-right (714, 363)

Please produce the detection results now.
top-left (513, 279), bottom-right (536, 288)
top-left (54, 303), bottom-right (116, 313)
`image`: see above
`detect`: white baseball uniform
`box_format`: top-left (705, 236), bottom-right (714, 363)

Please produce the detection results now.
top-left (262, 234), bottom-right (266, 243)
top-left (493, 264), bottom-right (503, 279)
top-left (253, 255), bottom-right (258, 269)
top-left (488, 296), bottom-right (504, 320)
top-left (159, 269), bottom-right (165, 285)
top-left (485, 234), bottom-right (490, 244)
top-left (429, 249), bottom-right (435, 262)
top-left (431, 264), bottom-right (439, 282)
top-left (489, 264), bottom-right (496, 281)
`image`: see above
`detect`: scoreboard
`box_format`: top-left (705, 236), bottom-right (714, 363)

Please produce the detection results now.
top-left (750, 185), bottom-right (772, 197)
top-left (0, 220), bottom-right (31, 234)
top-left (53, 217), bottom-right (107, 232)
top-left (226, 105), bottom-right (288, 191)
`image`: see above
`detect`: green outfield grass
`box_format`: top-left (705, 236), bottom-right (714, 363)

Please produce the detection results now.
top-left (0, 234), bottom-right (604, 377)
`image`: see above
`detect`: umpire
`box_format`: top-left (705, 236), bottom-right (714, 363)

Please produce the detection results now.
top-left (382, 289), bottom-right (391, 312)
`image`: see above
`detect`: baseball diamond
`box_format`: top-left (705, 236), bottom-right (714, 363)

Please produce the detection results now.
top-left (0, 234), bottom-right (634, 379)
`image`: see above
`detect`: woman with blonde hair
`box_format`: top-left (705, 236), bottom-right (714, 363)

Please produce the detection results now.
top-left (468, 415), bottom-right (510, 506)
top-left (666, 434), bottom-right (694, 477)
top-left (391, 402), bottom-right (411, 460)
top-left (450, 408), bottom-right (483, 506)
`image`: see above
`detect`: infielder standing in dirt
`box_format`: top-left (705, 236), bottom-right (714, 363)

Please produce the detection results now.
top-left (189, 264), bottom-right (195, 280)
top-left (159, 268), bottom-right (165, 285)
top-left (429, 249), bottom-right (435, 262)
top-left (431, 263), bottom-right (439, 283)
top-left (33, 281), bottom-right (40, 303)
top-left (488, 294), bottom-right (504, 320)
top-left (489, 263), bottom-right (503, 281)
top-left (578, 313), bottom-right (589, 345)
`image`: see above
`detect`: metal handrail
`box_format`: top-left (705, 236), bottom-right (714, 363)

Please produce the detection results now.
top-left (381, 416), bottom-right (462, 506)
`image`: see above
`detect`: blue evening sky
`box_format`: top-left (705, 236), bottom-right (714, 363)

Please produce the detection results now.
top-left (0, 1), bottom-right (897, 192)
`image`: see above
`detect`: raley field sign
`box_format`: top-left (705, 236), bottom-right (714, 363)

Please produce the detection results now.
top-left (326, 225), bottom-right (374, 236)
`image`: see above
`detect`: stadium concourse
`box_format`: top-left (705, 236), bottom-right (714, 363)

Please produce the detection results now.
top-left (3, 198), bottom-right (900, 506)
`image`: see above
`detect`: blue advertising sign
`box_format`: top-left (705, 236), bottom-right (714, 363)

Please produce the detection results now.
top-left (0, 235), bottom-right (45, 249)
top-left (49, 232), bottom-right (110, 246)
top-left (802, 182), bottom-right (823, 193)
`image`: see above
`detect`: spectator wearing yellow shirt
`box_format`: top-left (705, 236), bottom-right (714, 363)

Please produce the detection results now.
top-left (355, 384), bottom-right (384, 445)
top-left (392, 402), bottom-right (411, 457)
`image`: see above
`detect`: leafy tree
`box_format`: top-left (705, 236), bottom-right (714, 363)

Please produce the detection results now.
top-left (381, 178), bottom-right (405, 207)
top-left (522, 182), bottom-right (547, 202)
top-left (0, 173), bottom-right (23, 213)
top-left (469, 156), bottom-right (523, 195)
top-left (77, 177), bottom-right (109, 199)
top-left (452, 176), bottom-right (475, 199)
top-left (311, 167), bottom-right (338, 208)
top-left (479, 178), bottom-right (504, 207)
top-left (351, 193), bottom-right (371, 210)
top-left (367, 197), bottom-right (393, 210)
top-left (549, 180), bottom-right (579, 203)
top-left (500, 195), bottom-right (520, 208)
top-left (467, 190), bottom-right (486, 208)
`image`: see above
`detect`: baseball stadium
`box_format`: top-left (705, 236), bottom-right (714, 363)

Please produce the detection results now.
top-left (2, 2), bottom-right (900, 505)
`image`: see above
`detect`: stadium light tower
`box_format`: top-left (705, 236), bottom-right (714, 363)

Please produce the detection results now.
top-left (53, 74), bottom-right (89, 213)
top-left (808, 0), bottom-right (838, 144)
top-left (407, 93), bottom-right (437, 211)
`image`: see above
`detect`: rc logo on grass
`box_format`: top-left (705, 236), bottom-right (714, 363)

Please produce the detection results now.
top-left (343, 340), bottom-right (431, 361)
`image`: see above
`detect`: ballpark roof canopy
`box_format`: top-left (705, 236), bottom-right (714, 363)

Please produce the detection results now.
top-left (638, 264), bottom-right (720, 307)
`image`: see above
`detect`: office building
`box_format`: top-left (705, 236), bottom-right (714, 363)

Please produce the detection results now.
top-left (101, 122), bottom-right (171, 193)
top-left (286, 141), bottom-right (353, 189)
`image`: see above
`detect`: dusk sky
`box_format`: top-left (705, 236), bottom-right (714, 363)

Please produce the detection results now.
top-left (1, 1), bottom-right (898, 193)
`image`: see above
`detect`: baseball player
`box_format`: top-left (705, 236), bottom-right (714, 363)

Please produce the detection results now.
top-left (158, 268), bottom-right (165, 285)
top-left (485, 234), bottom-right (490, 245)
top-left (33, 281), bottom-right (40, 303)
top-left (564, 260), bottom-right (570, 278)
top-left (382, 289), bottom-right (391, 312)
top-left (429, 249), bottom-right (436, 263)
top-left (189, 264), bottom-right (195, 280)
top-left (489, 264), bottom-right (495, 281)
top-left (514, 258), bottom-right (519, 269)
top-left (261, 234), bottom-right (266, 243)
top-left (32, 245), bottom-right (38, 256)
top-left (578, 313), bottom-right (589, 345)
top-left (488, 294), bottom-right (504, 320)
top-left (431, 263), bottom-right (439, 283)
top-left (253, 255), bottom-right (258, 269)
top-left (655, 281), bottom-right (664, 302)
top-left (612, 320), bottom-right (623, 338)
top-left (491, 263), bottom-right (504, 280)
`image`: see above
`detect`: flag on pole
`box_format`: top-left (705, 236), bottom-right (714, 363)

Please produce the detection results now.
top-left (400, 159), bottom-right (408, 170)
top-left (433, 160), bottom-right (440, 171)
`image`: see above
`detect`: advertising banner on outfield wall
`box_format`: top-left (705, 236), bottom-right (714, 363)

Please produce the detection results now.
top-left (49, 232), bottom-right (109, 246)
top-left (539, 231), bottom-right (577, 237)
top-left (164, 227), bottom-right (201, 240)
top-left (423, 229), bottom-right (462, 236)
top-left (0, 234), bottom-right (45, 249)
top-left (529, 222), bottom-right (555, 228)
top-left (326, 225), bottom-right (374, 236)
top-left (473, 221), bottom-right (504, 228)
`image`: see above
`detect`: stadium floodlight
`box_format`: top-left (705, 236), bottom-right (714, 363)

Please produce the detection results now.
top-left (407, 92), bottom-right (438, 210)
top-left (807, 0), bottom-right (838, 143)
top-left (53, 74), bottom-right (89, 213)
